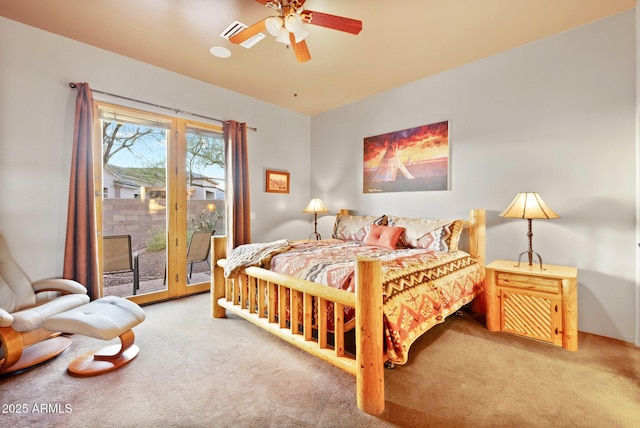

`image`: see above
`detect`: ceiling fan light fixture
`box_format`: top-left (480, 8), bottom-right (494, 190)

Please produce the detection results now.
top-left (265, 16), bottom-right (283, 37)
top-left (275, 27), bottom-right (290, 44)
top-left (292, 28), bottom-right (308, 43)
top-left (231, 2), bottom-right (363, 62)
top-left (284, 13), bottom-right (303, 33)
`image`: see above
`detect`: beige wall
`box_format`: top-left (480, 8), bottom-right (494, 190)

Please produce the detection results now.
top-left (636, 0), bottom-right (640, 347)
top-left (310, 11), bottom-right (638, 345)
top-left (0, 10), bottom-right (637, 346)
top-left (0, 17), bottom-right (311, 281)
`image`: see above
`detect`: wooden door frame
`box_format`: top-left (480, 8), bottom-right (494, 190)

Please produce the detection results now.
top-left (94, 103), bottom-right (220, 303)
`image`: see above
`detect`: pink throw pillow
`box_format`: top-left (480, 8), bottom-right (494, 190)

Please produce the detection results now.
top-left (364, 224), bottom-right (405, 250)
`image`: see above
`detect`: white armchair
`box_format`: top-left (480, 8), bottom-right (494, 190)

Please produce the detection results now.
top-left (0, 234), bottom-right (89, 375)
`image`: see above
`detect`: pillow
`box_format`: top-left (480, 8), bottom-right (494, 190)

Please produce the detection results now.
top-left (364, 224), bottom-right (405, 250)
top-left (332, 214), bottom-right (387, 242)
top-left (387, 216), bottom-right (463, 251)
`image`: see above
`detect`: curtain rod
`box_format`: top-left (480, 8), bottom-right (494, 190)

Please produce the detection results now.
top-left (68, 83), bottom-right (257, 132)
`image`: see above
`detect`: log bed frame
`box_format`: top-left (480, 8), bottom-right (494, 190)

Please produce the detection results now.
top-left (210, 209), bottom-right (486, 415)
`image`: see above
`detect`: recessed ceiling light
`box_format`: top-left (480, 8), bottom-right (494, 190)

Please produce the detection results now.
top-left (210, 46), bottom-right (231, 58)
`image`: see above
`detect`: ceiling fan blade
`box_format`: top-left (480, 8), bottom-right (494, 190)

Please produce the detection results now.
top-left (229, 19), bottom-right (267, 44)
top-left (301, 10), bottom-right (362, 35)
top-left (290, 33), bottom-right (311, 63)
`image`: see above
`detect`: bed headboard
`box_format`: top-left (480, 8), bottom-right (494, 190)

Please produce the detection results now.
top-left (334, 208), bottom-right (485, 263)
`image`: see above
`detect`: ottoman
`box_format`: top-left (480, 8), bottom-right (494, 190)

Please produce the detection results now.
top-left (43, 295), bottom-right (145, 377)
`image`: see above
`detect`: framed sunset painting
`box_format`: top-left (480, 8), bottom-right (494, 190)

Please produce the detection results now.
top-left (363, 121), bottom-right (449, 193)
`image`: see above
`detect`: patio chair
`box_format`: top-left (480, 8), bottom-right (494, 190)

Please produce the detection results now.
top-left (186, 230), bottom-right (214, 283)
top-left (103, 235), bottom-right (139, 295)
top-left (162, 230), bottom-right (214, 285)
top-left (0, 234), bottom-right (89, 375)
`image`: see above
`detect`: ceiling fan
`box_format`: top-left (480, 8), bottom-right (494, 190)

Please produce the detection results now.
top-left (229, 0), bottom-right (363, 63)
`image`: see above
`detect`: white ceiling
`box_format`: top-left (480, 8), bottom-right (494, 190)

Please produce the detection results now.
top-left (0, 0), bottom-right (634, 115)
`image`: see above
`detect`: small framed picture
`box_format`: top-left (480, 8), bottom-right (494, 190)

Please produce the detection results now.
top-left (265, 169), bottom-right (290, 194)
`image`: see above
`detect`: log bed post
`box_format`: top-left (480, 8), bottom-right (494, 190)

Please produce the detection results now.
top-left (355, 257), bottom-right (384, 415)
top-left (468, 209), bottom-right (486, 313)
top-left (211, 235), bottom-right (227, 318)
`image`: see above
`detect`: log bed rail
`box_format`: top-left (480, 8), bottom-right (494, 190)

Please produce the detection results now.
top-left (211, 208), bottom-right (486, 415)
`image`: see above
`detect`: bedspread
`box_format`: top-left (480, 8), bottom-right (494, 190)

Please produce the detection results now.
top-left (269, 239), bottom-right (482, 364)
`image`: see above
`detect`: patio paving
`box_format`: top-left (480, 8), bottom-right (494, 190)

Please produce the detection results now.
top-left (103, 271), bottom-right (210, 298)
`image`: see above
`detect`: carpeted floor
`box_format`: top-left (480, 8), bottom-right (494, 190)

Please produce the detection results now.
top-left (1, 293), bottom-right (638, 428)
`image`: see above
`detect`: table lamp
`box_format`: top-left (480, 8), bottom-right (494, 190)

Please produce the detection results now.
top-left (499, 192), bottom-right (559, 268)
top-left (303, 198), bottom-right (329, 240)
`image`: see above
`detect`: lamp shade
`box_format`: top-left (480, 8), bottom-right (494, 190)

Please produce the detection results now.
top-left (303, 198), bottom-right (329, 214)
top-left (275, 27), bottom-right (290, 44)
top-left (284, 13), bottom-right (303, 33)
top-left (265, 16), bottom-right (283, 37)
top-left (292, 27), bottom-right (309, 43)
top-left (499, 192), bottom-right (559, 219)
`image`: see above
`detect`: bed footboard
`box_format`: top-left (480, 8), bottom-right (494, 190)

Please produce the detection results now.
top-left (211, 235), bottom-right (385, 415)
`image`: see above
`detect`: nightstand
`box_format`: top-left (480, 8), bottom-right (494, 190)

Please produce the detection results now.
top-left (485, 260), bottom-right (578, 351)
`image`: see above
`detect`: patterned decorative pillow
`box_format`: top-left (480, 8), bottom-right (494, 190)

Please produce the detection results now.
top-left (364, 224), bottom-right (405, 249)
top-left (387, 216), bottom-right (463, 251)
top-left (332, 214), bottom-right (387, 242)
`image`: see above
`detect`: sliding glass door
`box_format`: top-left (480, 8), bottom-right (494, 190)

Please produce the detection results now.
top-left (95, 103), bottom-right (223, 303)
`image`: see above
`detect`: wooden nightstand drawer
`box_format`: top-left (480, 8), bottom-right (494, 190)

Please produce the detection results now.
top-left (496, 272), bottom-right (561, 294)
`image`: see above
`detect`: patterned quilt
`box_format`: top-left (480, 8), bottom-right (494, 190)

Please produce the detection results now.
top-left (269, 239), bottom-right (483, 365)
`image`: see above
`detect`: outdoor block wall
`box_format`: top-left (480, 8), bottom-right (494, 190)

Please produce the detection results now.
top-left (102, 198), bottom-right (224, 250)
